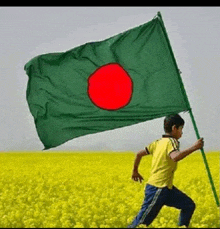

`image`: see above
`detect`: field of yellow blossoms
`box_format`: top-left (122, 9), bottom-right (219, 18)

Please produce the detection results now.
top-left (0, 151), bottom-right (219, 228)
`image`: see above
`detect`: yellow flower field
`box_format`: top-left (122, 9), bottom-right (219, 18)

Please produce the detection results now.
top-left (0, 151), bottom-right (219, 228)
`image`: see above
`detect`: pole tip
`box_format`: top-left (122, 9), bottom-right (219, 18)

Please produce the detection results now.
top-left (157, 11), bottom-right (162, 17)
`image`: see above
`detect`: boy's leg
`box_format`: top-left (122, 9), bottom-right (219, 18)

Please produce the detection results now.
top-left (127, 184), bottom-right (165, 228)
top-left (165, 186), bottom-right (196, 227)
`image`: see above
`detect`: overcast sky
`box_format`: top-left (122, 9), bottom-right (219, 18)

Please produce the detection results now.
top-left (1, 7), bottom-right (220, 152)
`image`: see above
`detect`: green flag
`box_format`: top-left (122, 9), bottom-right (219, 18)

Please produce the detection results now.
top-left (25, 12), bottom-right (191, 150)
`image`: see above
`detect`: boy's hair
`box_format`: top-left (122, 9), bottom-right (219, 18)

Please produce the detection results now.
top-left (164, 114), bottom-right (185, 133)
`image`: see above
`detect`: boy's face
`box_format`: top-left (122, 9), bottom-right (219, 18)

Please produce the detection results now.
top-left (172, 125), bottom-right (184, 139)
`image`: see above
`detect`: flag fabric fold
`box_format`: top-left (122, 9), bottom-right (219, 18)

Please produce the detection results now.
top-left (25, 13), bottom-right (191, 150)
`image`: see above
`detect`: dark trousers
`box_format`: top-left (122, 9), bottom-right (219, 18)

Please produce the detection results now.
top-left (128, 184), bottom-right (196, 228)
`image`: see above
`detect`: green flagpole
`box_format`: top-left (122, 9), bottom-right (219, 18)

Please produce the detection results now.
top-left (157, 11), bottom-right (219, 207)
top-left (189, 109), bottom-right (219, 207)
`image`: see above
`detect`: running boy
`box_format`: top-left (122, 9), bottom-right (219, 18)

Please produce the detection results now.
top-left (128, 114), bottom-right (204, 228)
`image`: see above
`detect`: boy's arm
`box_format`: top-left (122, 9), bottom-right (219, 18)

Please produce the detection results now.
top-left (170, 138), bottom-right (204, 162)
top-left (132, 149), bottom-right (149, 183)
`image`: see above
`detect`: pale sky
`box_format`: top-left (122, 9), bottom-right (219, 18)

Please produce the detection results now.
top-left (1, 7), bottom-right (220, 152)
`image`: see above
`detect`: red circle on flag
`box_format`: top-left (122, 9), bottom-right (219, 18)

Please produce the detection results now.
top-left (88, 63), bottom-right (133, 110)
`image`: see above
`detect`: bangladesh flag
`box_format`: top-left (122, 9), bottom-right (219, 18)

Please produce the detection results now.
top-left (24, 12), bottom-right (191, 150)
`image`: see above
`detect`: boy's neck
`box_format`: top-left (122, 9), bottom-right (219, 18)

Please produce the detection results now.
top-left (163, 133), bottom-right (178, 140)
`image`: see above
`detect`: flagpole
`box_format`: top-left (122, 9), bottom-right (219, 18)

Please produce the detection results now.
top-left (157, 11), bottom-right (219, 207)
top-left (189, 109), bottom-right (220, 207)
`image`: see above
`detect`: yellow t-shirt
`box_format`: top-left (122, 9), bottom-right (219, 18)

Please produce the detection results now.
top-left (146, 135), bottom-right (180, 189)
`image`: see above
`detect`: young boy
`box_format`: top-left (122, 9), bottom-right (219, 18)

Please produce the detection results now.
top-left (128, 114), bottom-right (204, 228)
